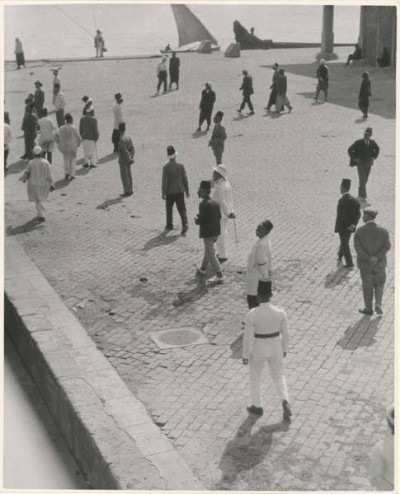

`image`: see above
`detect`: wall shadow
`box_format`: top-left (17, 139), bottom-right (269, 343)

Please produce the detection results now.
top-left (336, 316), bottom-right (381, 350)
top-left (216, 417), bottom-right (289, 489)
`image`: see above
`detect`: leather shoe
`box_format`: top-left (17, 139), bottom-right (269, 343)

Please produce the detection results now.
top-left (359, 308), bottom-right (373, 316)
top-left (375, 306), bottom-right (383, 315)
top-left (344, 264), bottom-right (354, 269)
top-left (282, 400), bottom-right (292, 421)
top-left (246, 405), bottom-right (263, 416)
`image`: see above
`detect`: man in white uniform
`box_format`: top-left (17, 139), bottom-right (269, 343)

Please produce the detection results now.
top-left (243, 280), bottom-right (292, 420)
top-left (245, 220), bottom-right (273, 310)
top-left (211, 164), bottom-right (235, 263)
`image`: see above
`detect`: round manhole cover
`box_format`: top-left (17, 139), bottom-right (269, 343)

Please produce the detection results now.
top-left (150, 327), bottom-right (208, 349)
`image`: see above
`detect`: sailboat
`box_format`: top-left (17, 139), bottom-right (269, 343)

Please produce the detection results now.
top-left (161, 5), bottom-right (220, 53)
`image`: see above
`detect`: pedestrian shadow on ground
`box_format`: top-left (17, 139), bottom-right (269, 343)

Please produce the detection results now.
top-left (6, 159), bottom-right (27, 175)
top-left (233, 113), bottom-right (252, 121)
top-left (6, 218), bottom-right (42, 236)
top-left (230, 333), bottom-right (243, 359)
top-left (54, 177), bottom-right (70, 190)
top-left (192, 130), bottom-right (208, 138)
top-left (354, 117), bottom-right (368, 124)
top-left (262, 111), bottom-right (282, 119)
top-left (142, 231), bottom-right (180, 251)
top-left (98, 153), bottom-right (116, 164)
top-left (96, 197), bottom-right (122, 210)
top-left (324, 266), bottom-right (351, 288)
top-left (172, 280), bottom-right (209, 307)
top-left (216, 417), bottom-right (290, 489)
top-left (336, 316), bottom-right (381, 350)
top-left (75, 167), bottom-right (89, 177)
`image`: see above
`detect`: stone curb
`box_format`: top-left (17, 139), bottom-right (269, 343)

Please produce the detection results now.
top-left (4, 236), bottom-right (204, 490)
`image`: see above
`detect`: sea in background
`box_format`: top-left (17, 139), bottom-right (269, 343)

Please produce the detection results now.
top-left (4, 3), bottom-right (360, 60)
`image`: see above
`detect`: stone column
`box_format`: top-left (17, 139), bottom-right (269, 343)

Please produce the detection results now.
top-left (316, 5), bottom-right (338, 60)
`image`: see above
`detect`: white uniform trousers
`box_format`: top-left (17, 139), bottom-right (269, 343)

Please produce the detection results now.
top-left (35, 200), bottom-right (46, 218)
top-left (63, 154), bottom-right (77, 177)
top-left (82, 140), bottom-right (97, 166)
top-left (216, 216), bottom-right (229, 258)
top-left (249, 341), bottom-right (289, 407)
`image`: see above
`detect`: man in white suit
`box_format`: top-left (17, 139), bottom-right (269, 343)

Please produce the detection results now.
top-left (243, 280), bottom-right (292, 420)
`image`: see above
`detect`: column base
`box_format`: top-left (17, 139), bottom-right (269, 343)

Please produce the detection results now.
top-left (316, 51), bottom-right (339, 61)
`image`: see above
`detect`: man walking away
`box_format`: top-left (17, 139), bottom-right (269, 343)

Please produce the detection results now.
top-left (334, 178), bottom-right (361, 269)
top-left (118, 122), bottom-right (134, 197)
top-left (211, 164), bottom-right (235, 264)
top-left (156, 57), bottom-right (168, 94)
top-left (237, 69), bottom-right (254, 115)
top-left (208, 111), bottom-right (226, 165)
top-left (195, 180), bottom-right (223, 283)
top-left (266, 63), bottom-right (279, 111)
top-left (275, 69), bottom-right (292, 113)
top-left (162, 145), bottom-right (189, 236)
top-left (348, 127), bottom-right (380, 203)
top-left (15, 38), bottom-right (25, 69)
top-left (243, 280), bottom-right (292, 421)
top-left (112, 92), bottom-right (124, 153)
top-left (21, 105), bottom-right (37, 160)
top-left (169, 52), bottom-right (180, 90)
top-left (79, 108), bottom-right (99, 169)
top-left (358, 72), bottom-right (372, 119)
top-left (354, 208), bottom-right (390, 315)
top-left (57, 113), bottom-right (81, 181)
top-left (37, 108), bottom-right (57, 164)
top-left (52, 69), bottom-right (61, 104)
top-left (33, 81), bottom-right (45, 115)
top-left (314, 58), bottom-right (329, 102)
top-left (245, 220), bottom-right (273, 310)
top-left (197, 82), bottom-right (216, 132)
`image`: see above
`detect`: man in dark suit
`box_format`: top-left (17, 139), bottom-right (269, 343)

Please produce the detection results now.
top-left (354, 208), bottom-right (391, 315)
top-left (169, 52), bottom-right (180, 90)
top-left (197, 82), bottom-right (216, 132)
top-left (162, 145), bottom-right (189, 236)
top-left (348, 127), bottom-right (380, 202)
top-left (195, 180), bottom-right (223, 284)
top-left (334, 178), bottom-right (361, 268)
top-left (237, 69), bottom-right (254, 115)
top-left (208, 111), bottom-right (227, 165)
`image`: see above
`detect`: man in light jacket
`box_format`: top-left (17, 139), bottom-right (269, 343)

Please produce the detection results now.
top-left (211, 164), bottom-right (235, 263)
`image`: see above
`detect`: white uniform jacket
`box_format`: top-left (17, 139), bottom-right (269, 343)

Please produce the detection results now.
top-left (245, 236), bottom-right (272, 296)
top-left (243, 302), bottom-right (289, 360)
top-left (212, 178), bottom-right (234, 218)
top-left (113, 102), bottom-right (124, 130)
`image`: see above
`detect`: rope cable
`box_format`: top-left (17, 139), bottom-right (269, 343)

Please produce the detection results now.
top-left (54, 5), bottom-right (94, 39)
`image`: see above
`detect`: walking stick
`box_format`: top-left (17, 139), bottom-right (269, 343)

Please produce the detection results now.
top-left (233, 217), bottom-right (239, 245)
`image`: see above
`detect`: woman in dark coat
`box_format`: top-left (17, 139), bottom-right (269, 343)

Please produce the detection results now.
top-left (359, 71), bottom-right (372, 119)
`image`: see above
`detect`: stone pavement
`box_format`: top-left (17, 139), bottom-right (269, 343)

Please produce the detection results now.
top-left (4, 46), bottom-right (395, 490)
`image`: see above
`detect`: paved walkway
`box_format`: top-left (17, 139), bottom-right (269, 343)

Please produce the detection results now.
top-left (4, 47), bottom-right (395, 490)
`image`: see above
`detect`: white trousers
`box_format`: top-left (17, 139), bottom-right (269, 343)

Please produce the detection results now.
top-left (63, 154), bottom-right (77, 177)
top-left (216, 216), bottom-right (229, 258)
top-left (82, 140), bottom-right (97, 165)
top-left (35, 200), bottom-right (46, 218)
top-left (249, 353), bottom-right (289, 407)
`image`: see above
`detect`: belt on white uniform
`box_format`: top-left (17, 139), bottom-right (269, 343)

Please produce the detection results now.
top-left (254, 332), bottom-right (280, 339)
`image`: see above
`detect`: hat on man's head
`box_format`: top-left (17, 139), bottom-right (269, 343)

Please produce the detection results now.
top-left (257, 280), bottom-right (273, 298)
top-left (167, 145), bottom-right (177, 158)
top-left (82, 95), bottom-right (90, 103)
top-left (261, 219), bottom-right (273, 234)
top-left (114, 92), bottom-right (122, 100)
top-left (341, 178), bottom-right (351, 189)
top-left (200, 180), bottom-right (211, 191)
top-left (272, 62), bottom-right (279, 69)
top-left (34, 80), bottom-right (43, 87)
top-left (365, 127), bottom-right (373, 135)
top-left (319, 58), bottom-right (326, 64)
top-left (33, 145), bottom-right (42, 156)
top-left (278, 68), bottom-right (285, 74)
top-left (215, 111), bottom-right (224, 119)
top-left (212, 164), bottom-right (227, 180)
top-left (363, 207), bottom-right (377, 219)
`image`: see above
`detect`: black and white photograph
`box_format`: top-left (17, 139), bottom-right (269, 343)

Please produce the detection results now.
top-left (2, 1), bottom-right (396, 490)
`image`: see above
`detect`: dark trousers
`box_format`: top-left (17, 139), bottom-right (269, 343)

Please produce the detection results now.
top-left (357, 162), bottom-right (372, 198)
top-left (24, 134), bottom-right (35, 158)
top-left (266, 88), bottom-right (277, 109)
top-left (360, 266), bottom-right (386, 311)
top-left (56, 108), bottom-right (65, 127)
top-left (358, 97), bottom-right (369, 116)
top-left (165, 193), bottom-right (188, 230)
top-left (247, 295), bottom-right (259, 310)
top-left (112, 129), bottom-right (120, 152)
top-left (4, 149), bottom-right (9, 173)
top-left (240, 95), bottom-right (254, 112)
top-left (157, 72), bottom-right (168, 93)
top-left (337, 230), bottom-right (353, 266)
top-left (212, 147), bottom-right (223, 165)
top-left (199, 109), bottom-right (212, 128)
top-left (119, 163), bottom-right (133, 194)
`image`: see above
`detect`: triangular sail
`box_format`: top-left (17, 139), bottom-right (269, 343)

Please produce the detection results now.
top-left (171, 4), bottom-right (218, 47)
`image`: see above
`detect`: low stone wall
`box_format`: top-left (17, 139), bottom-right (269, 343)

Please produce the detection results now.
top-left (4, 236), bottom-right (203, 490)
